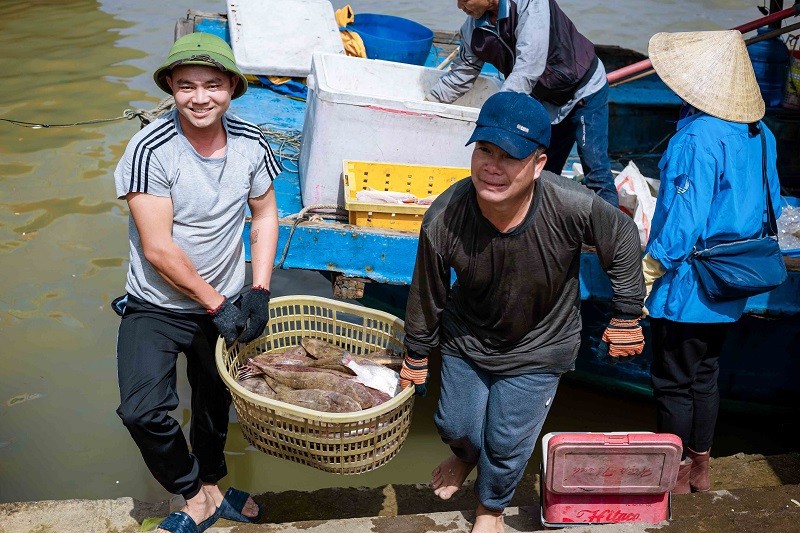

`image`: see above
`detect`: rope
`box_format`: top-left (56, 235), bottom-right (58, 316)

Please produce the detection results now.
top-left (0, 97), bottom-right (176, 129)
top-left (274, 203), bottom-right (347, 270)
top-left (258, 123), bottom-right (303, 173)
top-left (135, 97), bottom-right (176, 125)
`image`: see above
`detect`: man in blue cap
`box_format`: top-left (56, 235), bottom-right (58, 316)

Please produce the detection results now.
top-left (400, 91), bottom-right (644, 532)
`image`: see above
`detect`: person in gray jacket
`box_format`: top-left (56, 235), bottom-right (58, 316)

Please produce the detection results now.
top-left (428, 0), bottom-right (618, 207)
top-left (399, 91), bottom-right (644, 533)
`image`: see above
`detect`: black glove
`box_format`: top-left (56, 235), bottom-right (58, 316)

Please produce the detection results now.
top-left (235, 286), bottom-right (271, 344)
top-left (399, 351), bottom-right (429, 397)
top-left (209, 297), bottom-right (242, 346)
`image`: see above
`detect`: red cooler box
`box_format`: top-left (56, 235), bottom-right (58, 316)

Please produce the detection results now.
top-left (540, 432), bottom-right (682, 528)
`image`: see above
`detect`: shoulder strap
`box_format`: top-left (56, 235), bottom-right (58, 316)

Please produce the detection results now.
top-left (761, 128), bottom-right (778, 237)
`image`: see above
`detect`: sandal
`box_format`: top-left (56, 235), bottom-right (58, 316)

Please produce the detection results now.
top-left (218, 487), bottom-right (263, 523)
top-left (156, 508), bottom-right (220, 533)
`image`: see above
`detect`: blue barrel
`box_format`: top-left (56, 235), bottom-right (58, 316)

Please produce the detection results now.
top-left (349, 14), bottom-right (434, 66)
top-left (748, 28), bottom-right (790, 107)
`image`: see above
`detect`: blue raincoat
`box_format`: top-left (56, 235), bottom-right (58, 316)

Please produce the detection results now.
top-left (645, 112), bottom-right (782, 323)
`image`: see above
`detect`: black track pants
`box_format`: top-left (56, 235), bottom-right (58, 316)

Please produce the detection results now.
top-left (115, 295), bottom-right (231, 498)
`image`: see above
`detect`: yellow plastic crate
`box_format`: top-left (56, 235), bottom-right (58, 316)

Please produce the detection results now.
top-left (342, 160), bottom-right (471, 232)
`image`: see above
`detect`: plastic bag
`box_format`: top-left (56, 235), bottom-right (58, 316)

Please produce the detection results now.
top-left (342, 353), bottom-right (400, 397)
top-left (615, 161), bottom-right (657, 246)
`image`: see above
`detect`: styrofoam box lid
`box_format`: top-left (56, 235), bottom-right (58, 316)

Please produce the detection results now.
top-left (542, 432), bottom-right (682, 495)
top-left (308, 52), bottom-right (500, 121)
top-left (227, 0), bottom-right (344, 77)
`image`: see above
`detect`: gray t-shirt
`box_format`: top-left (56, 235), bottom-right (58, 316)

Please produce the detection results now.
top-left (403, 172), bottom-right (644, 376)
top-left (114, 109), bottom-right (279, 311)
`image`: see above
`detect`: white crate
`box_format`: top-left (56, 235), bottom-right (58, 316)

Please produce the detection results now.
top-left (298, 52), bottom-right (499, 208)
top-left (227, 0), bottom-right (344, 77)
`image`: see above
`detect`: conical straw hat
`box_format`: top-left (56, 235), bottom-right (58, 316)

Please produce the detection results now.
top-left (648, 30), bottom-right (765, 123)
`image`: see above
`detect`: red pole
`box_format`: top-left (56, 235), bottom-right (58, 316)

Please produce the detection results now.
top-left (606, 4), bottom-right (800, 84)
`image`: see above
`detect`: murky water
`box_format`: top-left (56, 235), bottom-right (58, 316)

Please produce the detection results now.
top-left (0, 0), bottom-right (793, 505)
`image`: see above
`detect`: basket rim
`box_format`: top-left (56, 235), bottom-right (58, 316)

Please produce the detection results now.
top-left (215, 295), bottom-right (414, 423)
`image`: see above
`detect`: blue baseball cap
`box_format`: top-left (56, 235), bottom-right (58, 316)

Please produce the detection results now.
top-left (466, 92), bottom-right (551, 159)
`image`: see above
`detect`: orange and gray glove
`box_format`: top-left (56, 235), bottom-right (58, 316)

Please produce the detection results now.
top-left (399, 351), bottom-right (428, 397)
top-left (601, 314), bottom-right (645, 358)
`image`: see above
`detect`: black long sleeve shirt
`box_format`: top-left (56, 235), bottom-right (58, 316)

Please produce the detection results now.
top-left (404, 171), bottom-right (644, 376)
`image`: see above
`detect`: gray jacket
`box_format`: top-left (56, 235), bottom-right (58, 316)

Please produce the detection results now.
top-left (428, 0), bottom-right (607, 123)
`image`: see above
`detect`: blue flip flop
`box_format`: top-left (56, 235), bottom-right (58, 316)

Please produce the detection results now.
top-left (156, 508), bottom-right (221, 533)
top-left (218, 487), bottom-right (263, 523)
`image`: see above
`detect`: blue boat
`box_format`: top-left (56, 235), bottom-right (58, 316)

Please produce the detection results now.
top-left (175, 10), bottom-right (800, 411)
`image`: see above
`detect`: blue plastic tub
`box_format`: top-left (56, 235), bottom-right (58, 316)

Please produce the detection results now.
top-left (747, 27), bottom-right (790, 107)
top-left (349, 13), bottom-right (434, 66)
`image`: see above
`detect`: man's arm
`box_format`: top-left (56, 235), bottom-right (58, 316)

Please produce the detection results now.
top-left (401, 226), bottom-right (451, 396)
top-left (586, 196), bottom-right (646, 357)
top-left (427, 21), bottom-right (485, 103)
top-left (126, 192), bottom-right (224, 310)
top-left (247, 184), bottom-right (279, 291)
top-left (587, 197), bottom-right (645, 316)
top-left (403, 228), bottom-right (451, 357)
top-left (500, 0), bottom-right (550, 95)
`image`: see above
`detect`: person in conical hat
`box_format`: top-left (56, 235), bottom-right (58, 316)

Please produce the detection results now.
top-left (113, 32), bottom-right (280, 532)
top-left (641, 30), bottom-right (783, 494)
top-left (648, 29), bottom-right (765, 122)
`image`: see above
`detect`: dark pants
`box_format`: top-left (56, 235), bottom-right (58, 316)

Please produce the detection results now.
top-left (649, 318), bottom-right (730, 456)
top-left (544, 83), bottom-right (619, 207)
top-left (116, 296), bottom-right (231, 498)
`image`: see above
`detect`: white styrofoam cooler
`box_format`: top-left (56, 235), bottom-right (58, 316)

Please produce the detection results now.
top-left (227, 0), bottom-right (344, 77)
top-left (298, 52), bottom-right (500, 207)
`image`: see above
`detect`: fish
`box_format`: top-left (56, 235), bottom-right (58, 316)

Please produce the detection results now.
top-left (416, 194), bottom-right (439, 205)
top-left (259, 365), bottom-right (375, 409)
top-left (249, 349), bottom-right (315, 367)
top-left (263, 374), bottom-right (294, 395)
top-left (357, 348), bottom-right (404, 371)
top-left (300, 337), bottom-right (347, 359)
top-left (355, 189), bottom-right (417, 204)
top-left (237, 361), bottom-right (265, 380)
top-left (275, 389), bottom-right (362, 413)
top-left (305, 355), bottom-right (356, 374)
top-left (343, 353), bottom-right (400, 397)
top-left (236, 376), bottom-right (276, 398)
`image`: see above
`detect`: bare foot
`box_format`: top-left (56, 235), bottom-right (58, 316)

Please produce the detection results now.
top-left (203, 483), bottom-right (260, 519)
top-left (471, 503), bottom-right (504, 533)
top-left (431, 454), bottom-right (476, 500)
top-left (157, 486), bottom-right (217, 533)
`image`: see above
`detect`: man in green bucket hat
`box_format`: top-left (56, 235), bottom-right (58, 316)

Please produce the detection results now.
top-left (153, 32), bottom-right (248, 99)
top-left (113, 32), bottom-right (280, 533)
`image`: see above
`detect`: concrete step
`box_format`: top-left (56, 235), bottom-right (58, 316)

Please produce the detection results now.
top-left (2, 452), bottom-right (799, 532)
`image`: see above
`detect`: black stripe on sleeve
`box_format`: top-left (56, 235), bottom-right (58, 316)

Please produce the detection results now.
top-left (228, 117), bottom-right (280, 180)
top-left (129, 120), bottom-right (176, 193)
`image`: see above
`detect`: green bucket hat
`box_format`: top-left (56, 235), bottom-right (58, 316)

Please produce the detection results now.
top-left (153, 32), bottom-right (248, 99)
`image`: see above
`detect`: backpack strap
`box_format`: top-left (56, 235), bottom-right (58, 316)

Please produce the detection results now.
top-left (761, 128), bottom-right (778, 237)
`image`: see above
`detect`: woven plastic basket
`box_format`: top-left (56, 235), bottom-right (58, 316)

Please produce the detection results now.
top-left (216, 295), bottom-right (415, 474)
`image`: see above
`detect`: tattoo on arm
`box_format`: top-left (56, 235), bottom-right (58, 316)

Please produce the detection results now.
top-left (251, 229), bottom-right (259, 244)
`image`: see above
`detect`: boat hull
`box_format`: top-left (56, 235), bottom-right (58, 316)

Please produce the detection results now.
top-left (181, 11), bottom-right (799, 411)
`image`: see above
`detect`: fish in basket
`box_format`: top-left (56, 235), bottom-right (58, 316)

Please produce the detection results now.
top-left (215, 295), bottom-right (415, 474)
